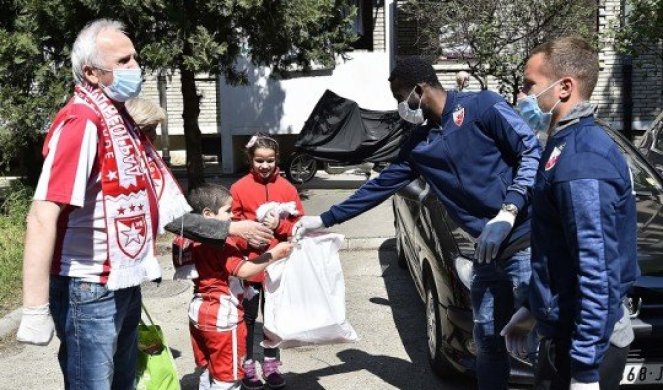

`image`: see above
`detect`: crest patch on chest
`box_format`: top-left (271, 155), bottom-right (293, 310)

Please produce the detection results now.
top-left (545, 143), bottom-right (566, 171)
top-left (453, 105), bottom-right (465, 126)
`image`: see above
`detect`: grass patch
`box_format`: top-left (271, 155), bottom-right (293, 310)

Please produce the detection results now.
top-left (0, 182), bottom-right (31, 317)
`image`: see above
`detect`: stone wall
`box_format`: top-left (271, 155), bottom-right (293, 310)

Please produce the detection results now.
top-left (373, 3), bottom-right (386, 52)
top-left (140, 72), bottom-right (219, 138)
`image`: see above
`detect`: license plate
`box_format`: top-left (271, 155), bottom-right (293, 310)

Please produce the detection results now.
top-left (621, 363), bottom-right (663, 384)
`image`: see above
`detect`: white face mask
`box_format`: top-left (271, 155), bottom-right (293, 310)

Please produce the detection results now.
top-left (398, 86), bottom-right (425, 125)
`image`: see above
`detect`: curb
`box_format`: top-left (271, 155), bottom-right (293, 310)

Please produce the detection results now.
top-left (0, 236), bottom-right (395, 342)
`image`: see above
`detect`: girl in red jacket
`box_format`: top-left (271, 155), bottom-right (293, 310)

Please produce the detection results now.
top-left (230, 134), bottom-right (304, 390)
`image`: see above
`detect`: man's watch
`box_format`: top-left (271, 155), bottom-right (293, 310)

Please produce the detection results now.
top-left (501, 203), bottom-right (519, 217)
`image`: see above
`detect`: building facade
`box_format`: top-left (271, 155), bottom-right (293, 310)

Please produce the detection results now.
top-left (142, 0), bottom-right (661, 172)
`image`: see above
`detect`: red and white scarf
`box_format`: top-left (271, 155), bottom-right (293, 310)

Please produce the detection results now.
top-left (75, 84), bottom-right (191, 290)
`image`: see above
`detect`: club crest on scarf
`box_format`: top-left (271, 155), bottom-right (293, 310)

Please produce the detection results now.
top-left (115, 214), bottom-right (147, 258)
top-left (104, 190), bottom-right (151, 260)
top-left (453, 105), bottom-right (465, 126)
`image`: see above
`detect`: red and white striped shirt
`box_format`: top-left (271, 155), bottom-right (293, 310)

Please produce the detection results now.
top-left (35, 96), bottom-right (123, 283)
top-left (187, 238), bottom-right (246, 331)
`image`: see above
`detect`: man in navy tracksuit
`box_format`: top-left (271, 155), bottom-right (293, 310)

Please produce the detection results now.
top-left (294, 57), bottom-right (541, 390)
top-left (500, 37), bottom-right (638, 390)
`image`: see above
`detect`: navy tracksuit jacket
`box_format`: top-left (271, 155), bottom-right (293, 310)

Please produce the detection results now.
top-left (530, 114), bottom-right (639, 382)
top-left (320, 90), bottom-right (541, 254)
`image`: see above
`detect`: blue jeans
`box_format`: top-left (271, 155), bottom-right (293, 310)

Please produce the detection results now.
top-left (471, 247), bottom-right (531, 390)
top-left (50, 275), bottom-right (142, 390)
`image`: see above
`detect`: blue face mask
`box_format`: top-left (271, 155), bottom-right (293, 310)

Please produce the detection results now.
top-left (100, 68), bottom-right (143, 102)
top-left (516, 79), bottom-right (563, 133)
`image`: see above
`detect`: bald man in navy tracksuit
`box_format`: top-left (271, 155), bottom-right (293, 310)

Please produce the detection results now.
top-left (294, 57), bottom-right (541, 390)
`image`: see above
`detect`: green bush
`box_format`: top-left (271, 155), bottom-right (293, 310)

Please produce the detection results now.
top-left (0, 181), bottom-right (32, 317)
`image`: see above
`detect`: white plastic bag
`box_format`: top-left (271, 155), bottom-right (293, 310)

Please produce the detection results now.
top-left (262, 233), bottom-right (358, 348)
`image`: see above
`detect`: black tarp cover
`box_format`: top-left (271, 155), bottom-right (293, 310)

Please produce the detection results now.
top-left (294, 89), bottom-right (412, 163)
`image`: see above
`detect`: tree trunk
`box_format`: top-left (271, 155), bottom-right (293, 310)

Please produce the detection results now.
top-left (511, 70), bottom-right (521, 105)
top-left (180, 0), bottom-right (205, 190)
top-left (180, 64), bottom-right (205, 189)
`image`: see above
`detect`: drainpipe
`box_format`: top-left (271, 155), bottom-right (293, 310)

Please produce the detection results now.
top-left (386, 0), bottom-right (395, 72)
top-left (157, 70), bottom-right (171, 165)
top-left (621, 0), bottom-right (633, 140)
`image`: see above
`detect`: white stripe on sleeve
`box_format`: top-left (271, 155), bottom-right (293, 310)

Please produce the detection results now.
top-left (34, 123), bottom-right (64, 201)
top-left (70, 120), bottom-right (98, 207)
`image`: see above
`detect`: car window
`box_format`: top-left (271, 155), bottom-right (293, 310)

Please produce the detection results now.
top-left (652, 112), bottom-right (663, 152)
top-left (615, 143), bottom-right (662, 194)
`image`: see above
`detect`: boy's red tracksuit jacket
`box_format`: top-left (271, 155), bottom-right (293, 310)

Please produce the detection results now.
top-left (230, 168), bottom-right (304, 283)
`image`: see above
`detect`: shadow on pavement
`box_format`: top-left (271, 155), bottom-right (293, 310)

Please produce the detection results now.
top-left (282, 348), bottom-right (444, 389)
top-left (179, 240), bottom-right (476, 389)
top-left (181, 366), bottom-right (206, 390)
top-left (180, 322), bottom-right (268, 390)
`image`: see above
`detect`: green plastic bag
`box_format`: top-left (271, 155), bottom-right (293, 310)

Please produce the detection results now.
top-left (136, 304), bottom-right (180, 390)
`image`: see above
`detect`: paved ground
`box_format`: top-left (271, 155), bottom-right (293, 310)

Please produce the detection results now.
top-left (0, 168), bottom-right (474, 390)
top-left (0, 169), bottom-right (480, 389)
top-left (0, 244), bottom-right (477, 389)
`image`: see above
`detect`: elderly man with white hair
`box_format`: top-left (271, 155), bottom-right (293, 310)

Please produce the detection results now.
top-left (456, 70), bottom-right (470, 91)
top-left (15, 19), bottom-right (193, 389)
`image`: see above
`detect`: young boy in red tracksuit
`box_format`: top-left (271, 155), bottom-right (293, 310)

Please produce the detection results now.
top-left (230, 134), bottom-right (304, 390)
top-left (181, 183), bottom-right (292, 390)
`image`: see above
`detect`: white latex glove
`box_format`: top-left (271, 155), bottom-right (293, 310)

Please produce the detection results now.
top-left (476, 209), bottom-right (516, 263)
top-left (292, 216), bottom-right (324, 241)
top-left (16, 303), bottom-right (55, 346)
top-left (499, 306), bottom-right (535, 357)
top-left (570, 379), bottom-right (600, 390)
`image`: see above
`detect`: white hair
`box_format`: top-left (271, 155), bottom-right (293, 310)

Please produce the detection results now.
top-left (71, 19), bottom-right (126, 85)
top-left (456, 71), bottom-right (470, 90)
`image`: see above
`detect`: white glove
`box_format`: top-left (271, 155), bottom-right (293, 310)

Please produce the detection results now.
top-left (499, 306), bottom-right (535, 357)
top-left (292, 216), bottom-right (324, 241)
top-left (570, 379), bottom-right (600, 390)
top-left (16, 303), bottom-right (55, 346)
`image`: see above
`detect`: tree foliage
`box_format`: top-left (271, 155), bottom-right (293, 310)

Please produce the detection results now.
top-left (0, 0), bottom-right (357, 186)
top-left (401, 0), bottom-right (596, 103)
top-left (612, 0), bottom-right (663, 64)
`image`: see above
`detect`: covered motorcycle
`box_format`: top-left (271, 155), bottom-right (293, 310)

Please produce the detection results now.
top-left (285, 89), bottom-right (413, 183)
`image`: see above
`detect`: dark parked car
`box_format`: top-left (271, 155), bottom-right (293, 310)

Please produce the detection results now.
top-left (638, 111), bottom-right (663, 175)
top-left (393, 124), bottom-right (663, 386)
